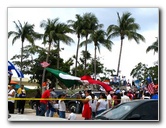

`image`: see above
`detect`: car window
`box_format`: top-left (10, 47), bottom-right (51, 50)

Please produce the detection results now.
top-left (102, 102), bottom-right (136, 119)
top-left (94, 92), bottom-right (100, 98)
top-left (71, 93), bottom-right (79, 98)
top-left (127, 101), bottom-right (158, 120)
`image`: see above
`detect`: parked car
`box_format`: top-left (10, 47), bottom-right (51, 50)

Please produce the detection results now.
top-left (66, 91), bottom-right (103, 114)
top-left (29, 90), bottom-right (104, 114)
top-left (95, 99), bottom-right (158, 120)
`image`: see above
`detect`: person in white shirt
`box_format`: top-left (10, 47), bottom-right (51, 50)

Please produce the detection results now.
top-left (96, 93), bottom-right (107, 115)
top-left (58, 93), bottom-right (66, 118)
top-left (68, 107), bottom-right (76, 120)
top-left (105, 91), bottom-right (112, 109)
top-left (121, 91), bottom-right (130, 103)
top-left (8, 85), bottom-right (15, 114)
top-left (89, 93), bottom-right (98, 119)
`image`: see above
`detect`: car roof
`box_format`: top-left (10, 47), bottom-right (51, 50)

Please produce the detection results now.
top-left (117, 99), bottom-right (158, 109)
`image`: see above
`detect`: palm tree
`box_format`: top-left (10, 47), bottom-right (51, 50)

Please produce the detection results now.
top-left (81, 29), bottom-right (113, 79)
top-left (53, 23), bottom-right (74, 70)
top-left (40, 18), bottom-right (59, 87)
top-left (107, 12), bottom-right (145, 76)
top-left (8, 20), bottom-right (42, 84)
top-left (81, 12), bottom-right (102, 74)
top-left (40, 18), bottom-right (74, 89)
top-left (67, 14), bottom-right (84, 76)
top-left (146, 37), bottom-right (158, 54)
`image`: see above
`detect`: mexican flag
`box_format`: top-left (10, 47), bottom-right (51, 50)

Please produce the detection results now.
top-left (46, 68), bottom-right (81, 88)
top-left (46, 68), bottom-right (113, 91)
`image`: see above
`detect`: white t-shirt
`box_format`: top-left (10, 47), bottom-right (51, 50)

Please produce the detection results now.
top-left (86, 95), bottom-right (92, 107)
top-left (97, 99), bottom-right (107, 111)
top-left (107, 94), bottom-right (112, 109)
top-left (58, 100), bottom-right (66, 111)
top-left (121, 95), bottom-right (130, 103)
top-left (90, 99), bottom-right (97, 112)
top-left (8, 89), bottom-right (15, 103)
top-left (82, 95), bottom-right (92, 111)
top-left (53, 103), bottom-right (59, 109)
top-left (68, 112), bottom-right (76, 120)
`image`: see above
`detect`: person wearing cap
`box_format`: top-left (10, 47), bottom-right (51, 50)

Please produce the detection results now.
top-left (8, 85), bottom-right (15, 114)
top-left (17, 85), bottom-right (26, 114)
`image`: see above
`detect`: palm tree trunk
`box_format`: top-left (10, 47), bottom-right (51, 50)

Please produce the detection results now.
top-left (94, 44), bottom-right (97, 80)
top-left (84, 36), bottom-right (88, 74)
top-left (56, 41), bottom-right (60, 89)
top-left (57, 41), bottom-right (60, 70)
top-left (74, 37), bottom-right (80, 76)
top-left (19, 41), bottom-right (24, 86)
top-left (117, 39), bottom-right (123, 76)
top-left (41, 42), bottom-right (51, 93)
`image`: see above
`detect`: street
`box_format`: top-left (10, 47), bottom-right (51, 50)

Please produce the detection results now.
top-left (10, 108), bottom-right (84, 121)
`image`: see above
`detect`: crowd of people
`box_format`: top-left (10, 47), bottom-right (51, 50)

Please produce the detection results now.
top-left (8, 78), bottom-right (158, 120)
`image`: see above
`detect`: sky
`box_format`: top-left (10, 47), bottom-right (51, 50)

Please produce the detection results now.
top-left (1, 0), bottom-right (164, 127)
top-left (7, 7), bottom-right (158, 81)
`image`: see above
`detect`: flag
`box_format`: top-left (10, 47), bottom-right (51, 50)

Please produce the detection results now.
top-left (80, 75), bottom-right (113, 92)
top-left (148, 82), bottom-right (155, 95)
top-left (40, 61), bottom-right (50, 68)
top-left (134, 80), bottom-right (141, 89)
top-left (8, 70), bottom-right (13, 76)
top-left (45, 68), bottom-right (81, 88)
top-left (146, 76), bottom-right (155, 95)
top-left (8, 61), bottom-right (24, 78)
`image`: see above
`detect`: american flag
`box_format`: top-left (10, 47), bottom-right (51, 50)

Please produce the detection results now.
top-left (40, 61), bottom-right (50, 68)
top-left (148, 82), bottom-right (155, 95)
top-left (146, 76), bottom-right (155, 95)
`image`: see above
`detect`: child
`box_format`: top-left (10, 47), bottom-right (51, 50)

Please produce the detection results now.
top-left (90, 93), bottom-right (97, 119)
top-left (52, 100), bottom-right (59, 116)
top-left (68, 107), bottom-right (76, 120)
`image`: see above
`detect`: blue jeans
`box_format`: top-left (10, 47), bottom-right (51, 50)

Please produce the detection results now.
top-left (59, 111), bottom-right (66, 118)
top-left (49, 110), bottom-right (54, 117)
top-left (46, 109), bottom-right (50, 117)
top-left (36, 106), bottom-right (40, 116)
top-left (39, 103), bottom-right (47, 116)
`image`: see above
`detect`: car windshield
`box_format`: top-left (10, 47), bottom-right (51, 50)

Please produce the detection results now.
top-left (98, 102), bottom-right (139, 120)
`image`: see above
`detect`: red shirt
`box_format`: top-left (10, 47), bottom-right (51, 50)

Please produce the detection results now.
top-left (40, 90), bottom-right (51, 104)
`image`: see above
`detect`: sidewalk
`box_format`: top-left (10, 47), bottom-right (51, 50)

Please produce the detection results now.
top-left (13, 108), bottom-right (84, 120)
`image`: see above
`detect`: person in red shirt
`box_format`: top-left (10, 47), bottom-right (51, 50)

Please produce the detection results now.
top-left (38, 86), bottom-right (53, 116)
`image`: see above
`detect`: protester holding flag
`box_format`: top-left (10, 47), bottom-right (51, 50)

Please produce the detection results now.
top-left (8, 61), bottom-right (24, 78)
